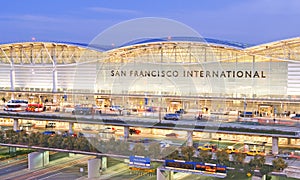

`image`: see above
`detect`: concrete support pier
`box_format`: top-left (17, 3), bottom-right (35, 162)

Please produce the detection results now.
top-left (13, 118), bottom-right (19, 131)
top-left (272, 137), bottom-right (279, 155)
top-left (28, 151), bottom-right (49, 170)
top-left (124, 126), bottom-right (129, 140)
top-left (187, 131), bottom-right (193, 147)
top-left (68, 122), bottom-right (74, 134)
top-left (88, 158), bottom-right (101, 179)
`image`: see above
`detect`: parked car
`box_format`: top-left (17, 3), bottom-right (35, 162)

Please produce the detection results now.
top-left (45, 122), bottom-right (56, 128)
top-left (72, 107), bottom-right (92, 115)
top-left (164, 113), bottom-right (180, 120)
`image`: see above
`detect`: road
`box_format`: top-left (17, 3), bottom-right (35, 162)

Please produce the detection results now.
top-left (0, 154), bottom-right (93, 180)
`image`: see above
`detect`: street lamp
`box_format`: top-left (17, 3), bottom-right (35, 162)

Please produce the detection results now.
top-left (218, 137), bottom-right (221, 148)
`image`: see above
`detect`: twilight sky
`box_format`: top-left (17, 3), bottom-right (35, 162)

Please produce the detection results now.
top-left (0, 0), bottom-right (299, 45)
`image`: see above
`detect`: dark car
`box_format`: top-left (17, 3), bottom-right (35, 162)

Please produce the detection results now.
top-left (72, 107), bottom-right (92, 115)
top-left (175, 109), bottom-right (186, 114)
top-left (164, 113), bottom-right (180, 120)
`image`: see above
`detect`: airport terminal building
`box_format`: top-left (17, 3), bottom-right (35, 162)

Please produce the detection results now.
top-left (0, 36), bottom-right (300, 116)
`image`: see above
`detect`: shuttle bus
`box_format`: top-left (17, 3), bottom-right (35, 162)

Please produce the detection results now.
top-left (3, 99), bottom-right (28, 111)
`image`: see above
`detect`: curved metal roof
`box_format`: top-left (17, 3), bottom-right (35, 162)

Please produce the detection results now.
top-left (0, 36), bottom-right (299, 65)
top-left (119, 36), bottom-right (252, 49)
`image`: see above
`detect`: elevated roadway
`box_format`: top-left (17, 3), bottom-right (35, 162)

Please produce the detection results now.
top-left (0, 111), bottom-right (299, 139)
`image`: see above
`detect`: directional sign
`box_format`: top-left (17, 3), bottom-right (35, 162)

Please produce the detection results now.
top-left (129, 155), bottom-right (151, 168)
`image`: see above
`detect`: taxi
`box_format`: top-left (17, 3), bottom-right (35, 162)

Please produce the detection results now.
top-left (198, 144), bottom-right (217, 152)
top-left (225, 146), bottom-right (239, 154)
top-left (246, 150), bottom-right (266, 156)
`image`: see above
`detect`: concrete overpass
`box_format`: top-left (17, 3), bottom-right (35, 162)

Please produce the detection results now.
top-left (1, 111), bottom-right (300, 155)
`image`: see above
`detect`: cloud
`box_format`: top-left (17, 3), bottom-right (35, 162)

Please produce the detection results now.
top-left (0, 14), bottom-right (61, 23)
top-left (87, 7), bottom-right (139, 14)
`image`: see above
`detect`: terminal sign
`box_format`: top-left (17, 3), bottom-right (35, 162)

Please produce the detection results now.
top-left (111, 70), bottom-right (266, 78)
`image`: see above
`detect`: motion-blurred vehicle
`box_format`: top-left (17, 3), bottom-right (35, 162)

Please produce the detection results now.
top-left (21, 122), bottom-right (35, 128)
top-left (165, 133), bottom-right (179, 137)
top-left (164, 113), bottom-right (180, 120)
top-left (175, 109), bottom-right (187, 114)
top-left (82, 126), bottom-right (93, 131)
top-left (110, 105), bottom-right (123, 111)
top-left (72, 106), bottom-right (92, 115)
top-left (45, 122), bottom-right (56, 128)
top-left (129, 128), bottom-right (141, 135)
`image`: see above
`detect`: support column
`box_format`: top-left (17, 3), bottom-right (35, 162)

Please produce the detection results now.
top-left (88, 158), bottom-right (101, 179)
top-left (101, 156), bottom-right (107, 171)
top-left (272, 137), bottom-right (279, 155)
top-left (28, 151), bottom-right (49, 170)
top-left (10, 69), bottom-right (15, 91)
top-left (287, 138), bottom-right (292, 145)
top-left (168, 170), bottom-right (174, 180)
top-left (53, 95), bottom-right (57, 104)
top-left (52, 68), bottom-right (57, 93)
top-left (124, 126), bottom-right (129, 140)
top-left (187, 131), bottom-right (193, 147)
top-left (9, 147), bottom-right (16, 154)
top-left (13, 118), bottom-right (19, 131)
top-left (157, 168), bottom-right (166, 180)
top-left (69, 122), bottom-right (74, 134)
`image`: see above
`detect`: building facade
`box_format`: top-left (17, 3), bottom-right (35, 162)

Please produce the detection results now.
top-left (0, 37), bottom-right (300, 115)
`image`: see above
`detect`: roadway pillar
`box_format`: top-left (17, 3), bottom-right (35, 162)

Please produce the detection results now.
top-left (13, 118), bottom-right (19, 131)
top-left (101, 156), bottom-right (107, 171)
top-left (287, 138), bottom-right (292, 145)
top-left (28, 151), bottom-right (49, 170)
top-left (8, 147), bottom-right (16, 153)
top-left (88, 158), bottom-right (101, 179)
top-left (68, 122), bottom-right (74, 134)
top-left (187, 131), bottom-right (193, 147)
top-left (156, 168), bottom-right (166, 180)
top-left (168, 170), bottom-right (174, 180)
top-left (272, 137), bottom-right (279, 155)
top-left (124, 126), bottom-right (129, 140)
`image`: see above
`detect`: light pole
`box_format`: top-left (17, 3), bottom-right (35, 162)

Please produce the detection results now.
top-left (218, 137), bottom-right (221, 148)
top-left (243, 97), bottom-right (247, 118)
